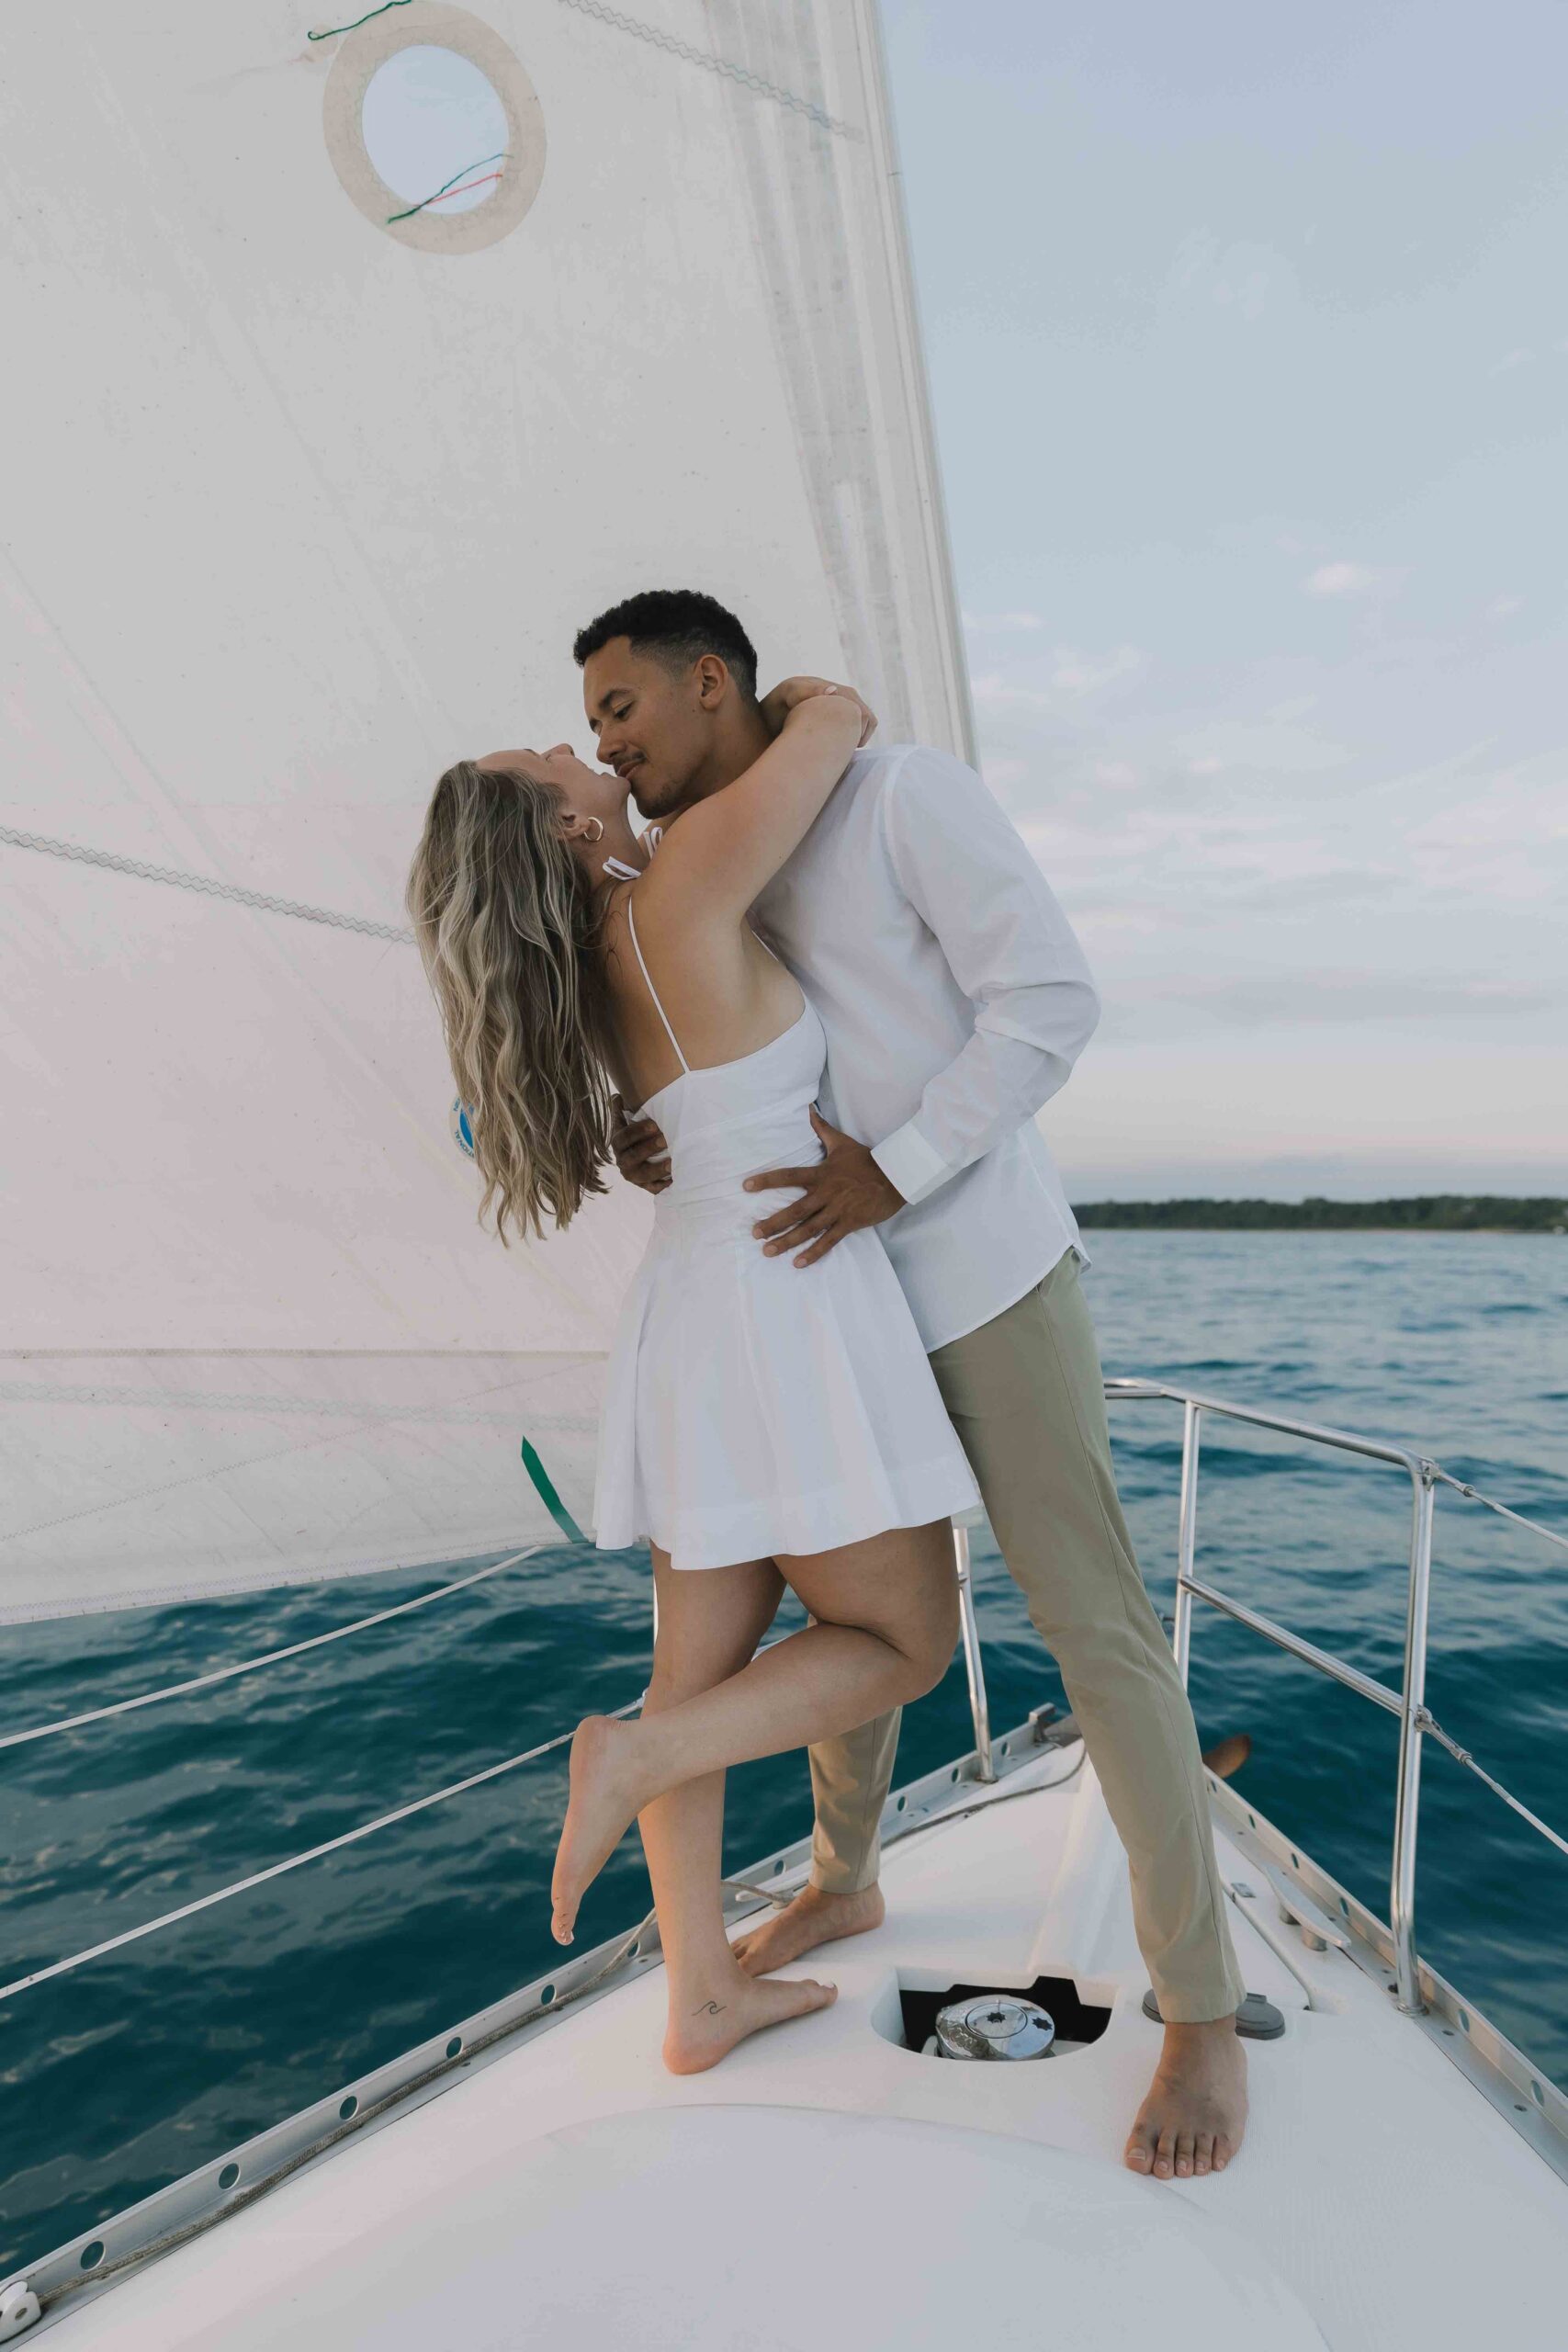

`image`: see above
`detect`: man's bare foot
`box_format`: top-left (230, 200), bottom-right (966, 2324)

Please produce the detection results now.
top-left (664, 1971), bottom-right (839, 2075)
top-left (550, 1714), bottom-right (648, 1944)
top-left (732, 1881), bottom-right (886, 1974)
top-left (1124, 2016), bottom-right (1248, 2179)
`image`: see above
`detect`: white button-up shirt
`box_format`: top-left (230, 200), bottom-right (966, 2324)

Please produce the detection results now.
top-left (751, 741), bottom-right (1100, 1352)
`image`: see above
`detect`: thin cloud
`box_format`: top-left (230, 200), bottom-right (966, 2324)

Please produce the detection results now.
top-left (969, 673), bottom-right (1056, 711)
top-left (1154, 974), bottom-right (1558, 1030)
top-left (969, 643), bottom-right (1142, 710)
top-left (1303, 561), bottom-right (1381, 598)
top-left (1050, 645), bottom-right (1142, 695)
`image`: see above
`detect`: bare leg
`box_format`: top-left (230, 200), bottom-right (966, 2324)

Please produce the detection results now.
top-left (635, 1549), bottom-right (838, 2073)
top-left (551, 1520), bottom-right (958, 1943)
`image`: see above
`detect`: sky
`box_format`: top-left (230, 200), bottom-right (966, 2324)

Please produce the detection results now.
top-left (882, 0), bottom-right (1567, 1198)
top-left (367, 6), bottom-right (1564, 1201)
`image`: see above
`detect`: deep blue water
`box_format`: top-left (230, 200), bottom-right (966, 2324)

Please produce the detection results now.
top-left (2, 1233), bottom-right (1563, 2278)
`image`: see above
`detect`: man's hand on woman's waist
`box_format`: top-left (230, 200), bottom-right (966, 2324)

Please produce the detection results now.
top-left (608, 1095), bottom-right (671, 1193)
top-left (743, 1107), bottom-right (905, 1268)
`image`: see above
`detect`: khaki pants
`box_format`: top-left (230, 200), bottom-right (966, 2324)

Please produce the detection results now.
top-left (807, 1250), bottom-right (1246, 2024)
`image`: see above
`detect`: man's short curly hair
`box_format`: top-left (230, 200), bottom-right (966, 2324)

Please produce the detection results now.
top-left (572, 589), bottom-right (759, 699)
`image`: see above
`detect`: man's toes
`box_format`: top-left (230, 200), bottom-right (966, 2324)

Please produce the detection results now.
top-left (1124, 2138), bottom-right (1153, 2173)
top-left (1153, 2125), bottom-right (1177, 2179)
top-left (1174, 2130), bottom-right (1196, 2178)
top-left (1193, 2132), bottom-right (1214, 2177)
top-left (1213, 2133), bottom-right (1234, 2172)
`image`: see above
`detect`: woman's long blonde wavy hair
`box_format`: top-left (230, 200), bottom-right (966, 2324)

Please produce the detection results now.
top-left (407, 760), bottom-right (613, 1241)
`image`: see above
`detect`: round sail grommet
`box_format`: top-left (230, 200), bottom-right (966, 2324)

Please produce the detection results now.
top-left (321, 3), bottom-right (546, 254)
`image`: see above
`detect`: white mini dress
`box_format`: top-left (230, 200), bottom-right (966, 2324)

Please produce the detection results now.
top-left (592, 896), bottom-right (980, 1571)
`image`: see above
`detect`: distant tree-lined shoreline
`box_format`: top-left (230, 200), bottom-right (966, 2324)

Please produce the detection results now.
top-left (1071, 1195), bottom-right (1566, 1232)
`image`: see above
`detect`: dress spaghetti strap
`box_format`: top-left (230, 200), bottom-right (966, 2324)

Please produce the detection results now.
top-left (625, 890), bottom-right (689, 1075)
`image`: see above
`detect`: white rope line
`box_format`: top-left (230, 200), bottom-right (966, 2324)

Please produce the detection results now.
top-left (0, 1547), bottom-right (543, 1752)
top-left (0, 1697), bottom-right (643, 2003)
top-left (721, 1875), bottom-right (796, 1912)
top-left (555, 0), bottom-right (857, 137)
top-left (1432, 1469), bottom-right (1568, 1556)
top-left (0, 826), bottom-right (413, 944)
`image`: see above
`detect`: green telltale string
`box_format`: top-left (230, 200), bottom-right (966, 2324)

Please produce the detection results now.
top-left (307, 0), bottom-right (414, 41)
top-left (521, 1438), bottom-right (586, 1546)
top-left (386, 152), bottom-right (508, 224)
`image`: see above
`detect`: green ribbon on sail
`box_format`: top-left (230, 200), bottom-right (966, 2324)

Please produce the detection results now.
top-left (521, 1438), bottom-right (585, 1544)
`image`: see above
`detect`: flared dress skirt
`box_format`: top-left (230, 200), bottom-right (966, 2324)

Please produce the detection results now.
top-left (592, 1000), bottom-right (979, 1571)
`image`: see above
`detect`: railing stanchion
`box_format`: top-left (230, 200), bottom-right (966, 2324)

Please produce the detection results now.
top-left (1173, 1400), bottom-right (1201, 1686)
top-left (953, 1522), bottom-right (995, 1782)
top-left (1391, 1463), bottom-right (1437, 2014)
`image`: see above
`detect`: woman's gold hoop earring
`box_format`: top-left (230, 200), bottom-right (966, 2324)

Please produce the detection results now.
top-left (581, 817), bottom-right (605, 843)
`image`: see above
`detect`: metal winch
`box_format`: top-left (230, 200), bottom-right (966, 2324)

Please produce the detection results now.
top-left (931, 1994), bottom-right (1055, 2061)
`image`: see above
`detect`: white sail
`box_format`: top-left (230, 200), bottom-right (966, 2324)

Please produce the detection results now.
top-left (0, 0), bottom-right (971, 1622)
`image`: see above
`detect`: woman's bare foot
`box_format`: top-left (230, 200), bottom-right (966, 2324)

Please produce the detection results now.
top-left (732, 1882), bottom-right (885, 1973)
top-left (1123, 2016), bottom-right (1248, 2179)
top-left (550, 1714), bottom-right (649, 1943)
top-left (664, 1971), bottom-right (839, 2075)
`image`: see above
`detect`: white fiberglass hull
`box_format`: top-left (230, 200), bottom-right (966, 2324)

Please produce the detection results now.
top-left (15, 1733), bottom-right (1565, 2350)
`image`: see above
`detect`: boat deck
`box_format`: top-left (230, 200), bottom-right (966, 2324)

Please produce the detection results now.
top-left (31, 1736), bottom-right (1565, 2349)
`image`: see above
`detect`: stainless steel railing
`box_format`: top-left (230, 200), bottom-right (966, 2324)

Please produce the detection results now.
top-left (949, 1383), bottom-right (1561, 2013)
top-left (1103, 1379), bottom-right (1566, 2014)
top-left (952, 1522), bottom-right (994, 1782)
top-left (945, 1380), bottom-right (1565, 2016)
top-left (6, 1385), bottom-right (1562, 2021)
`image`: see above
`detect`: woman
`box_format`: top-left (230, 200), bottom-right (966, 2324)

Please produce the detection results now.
top-left (407, 678), bottom-right (978, 2073)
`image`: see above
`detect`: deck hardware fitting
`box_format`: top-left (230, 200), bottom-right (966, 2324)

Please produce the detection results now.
top-left (953, 1522), bottom-right (994, 1780)
top-left (0, 2281), bottom-right (39, 2339)
top-left (1258, 1861), bottom-right (1350, 1953)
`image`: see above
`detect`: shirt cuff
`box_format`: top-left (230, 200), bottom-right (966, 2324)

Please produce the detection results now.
top-left (871, 1119), bottom-right (952, 1208)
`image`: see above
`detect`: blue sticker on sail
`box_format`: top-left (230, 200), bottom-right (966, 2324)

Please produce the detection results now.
top-left (450, 1099), bottom-right (476, 1159)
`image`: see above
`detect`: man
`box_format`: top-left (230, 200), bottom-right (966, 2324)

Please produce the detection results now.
top-left (573, 587), bottom-right (1248, 2180)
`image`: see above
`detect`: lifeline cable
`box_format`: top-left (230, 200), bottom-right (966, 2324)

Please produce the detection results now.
top-left (0, 1548), bottom-right (544, 1751)
top-left (0, 1693), bottom-right (646, 2003)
